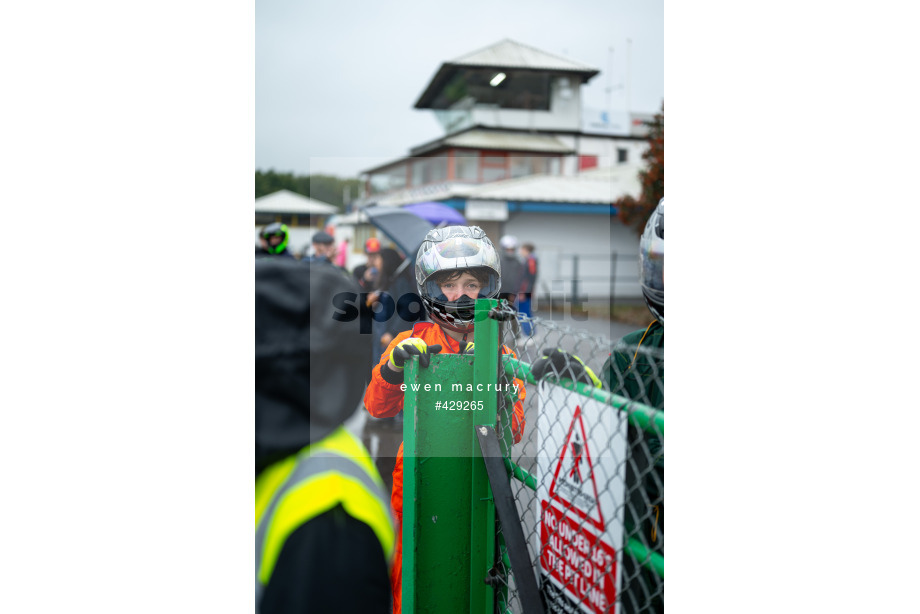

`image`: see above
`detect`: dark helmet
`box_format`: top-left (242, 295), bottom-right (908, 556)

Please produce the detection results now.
top-left (638, 198), bottom-right (664, 324)
top-left (261, 222), bottom-right (290, 255)
top-left (415, 225), bottom-right (501, 332)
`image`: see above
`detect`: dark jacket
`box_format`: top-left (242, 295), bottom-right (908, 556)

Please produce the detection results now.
top-left (520, 253), bottom-right (538, 298)
top-left (255, 246), bottom-right (295, 259)
top-left (255, 259), bottom-right (390, 614)
top-left (602, 318), bottom-right (664, 614)
top-left (369, 248), bottom-right (425, 362)
top-left (499, 250), bottom-right (524, 299)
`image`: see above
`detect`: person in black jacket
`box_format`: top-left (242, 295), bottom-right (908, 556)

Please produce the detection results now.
top-left (353, 237), bottom-right (383, 291)
top-left (498, 235), bottom-right (523, 307)
top-left (255, 259), bottom-right (393, 614)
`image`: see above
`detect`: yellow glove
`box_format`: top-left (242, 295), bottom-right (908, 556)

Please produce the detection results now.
top-left (388, 337), bottom-right (443, 370)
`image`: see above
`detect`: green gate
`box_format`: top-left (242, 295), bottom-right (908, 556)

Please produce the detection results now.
top-left (399, 299), bottom-right (664, 613)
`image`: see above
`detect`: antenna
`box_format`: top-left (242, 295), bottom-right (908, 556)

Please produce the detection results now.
top-left (605, 46), bottom-right (614, 112)
top-left (626, 38), bottom-right (632, 115)
top-left (604, 45), bottom-right (624, 113)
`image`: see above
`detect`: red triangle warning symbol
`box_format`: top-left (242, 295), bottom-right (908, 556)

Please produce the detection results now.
top-left (548, 405), bottom-right (606, 532)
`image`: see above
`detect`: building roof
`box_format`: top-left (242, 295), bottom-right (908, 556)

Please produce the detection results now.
top-left (409, 129), bottom-right (573, 157)
top-left (255, 189), bottom-right (338, 215)
top-left (363, 164), bottom-right (642, 208)
top-left (450, 39), bottom-right (600, 73)
top-left (415, 39), bottom-right (600, 109)
top-left (461, 163), bottom-right (642, 204)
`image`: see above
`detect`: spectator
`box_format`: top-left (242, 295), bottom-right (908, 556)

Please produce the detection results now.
top-left (255, 258), bottom-right (394, 614)
top-left (367, 247), bottom-right (424, 364)
top-left (517, 242), bottom-right (538, 335)
top-left (363, 225), bottom-right (527, 614)
top-left (602, 198), bottom-right (664, 614)
top-left (498, 235), bottom-right (523, 308)
top-left (256, 223), bottom-right (295, 259)
top-left (335, 237), bottom-right (350, 268)
top-left (322, 225), bottom-right (349, 268)
top-left (305, 230), bottom-right (336, 264)
top-left (353, 237), bottom-right (383, 291)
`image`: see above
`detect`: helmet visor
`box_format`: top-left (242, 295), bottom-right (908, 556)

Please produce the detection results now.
top-left (421, 268), bottom-right (500, 305)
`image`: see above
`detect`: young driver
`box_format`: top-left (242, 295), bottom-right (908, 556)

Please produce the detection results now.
top-left (363, 225), bottom-right (526, 614)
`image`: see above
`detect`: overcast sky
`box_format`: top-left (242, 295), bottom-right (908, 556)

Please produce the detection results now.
top-left (255, 0), bottom-right (663, 179)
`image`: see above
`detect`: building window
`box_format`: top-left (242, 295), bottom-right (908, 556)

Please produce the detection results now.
top-left (617, 148), bottom-right (628, 164)
top-left (411, 159), bottom-right (427, 187)
top-left (369, 164), bottom-right (408, 195)
top-left (481, 153), bottom-right (507, 182)
top-left (455, 150), bottom-right (479, 181)
top-left (409, 154), bottom-right (448, 187)
top-left (510, 155), bottom-right (553, 178)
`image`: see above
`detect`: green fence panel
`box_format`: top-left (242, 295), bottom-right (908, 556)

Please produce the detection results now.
top-left (402, 353), bottom-right (482, 614)
top-left (399, 298), bottom-right (663, 612)
top-left (470, 298), bottom-right (500, 613)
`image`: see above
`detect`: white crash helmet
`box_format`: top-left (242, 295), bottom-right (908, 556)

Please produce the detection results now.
top-left (415, 225), bottom-right (501, 331)
top-left (639, 198), bottom-right (664, 324)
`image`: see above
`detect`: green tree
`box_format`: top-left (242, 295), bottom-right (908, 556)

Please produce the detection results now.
top-left (255, 170), bottom-right (364, 212)
top-left (255, 169), bottom-right (308, 199)
top-left (615, 102), bottom-right (664, 235)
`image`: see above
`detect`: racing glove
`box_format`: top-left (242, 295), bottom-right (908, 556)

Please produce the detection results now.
top-left (388, 337), bottom-right (443, 370)
top-left (530, 348), bottom-right (602, 388)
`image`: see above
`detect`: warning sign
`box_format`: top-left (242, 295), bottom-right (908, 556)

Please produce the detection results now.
top-left (540, 501), bottom-right (617, 614)
top-left (548, 404), bottom-right (605, 532)
top-left (535, 380), bottom-right (629, 614)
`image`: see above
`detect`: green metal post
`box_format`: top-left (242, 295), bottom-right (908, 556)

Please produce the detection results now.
top-left (402, 347), bottom-right (491, 613)
top-left (402, 359), bottom-right (420, 614)
top-left (470, 298), bottom-right (499, 613)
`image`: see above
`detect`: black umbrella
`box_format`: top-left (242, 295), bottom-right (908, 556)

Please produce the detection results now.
top-left (363, 205), bottom-right (434, 263)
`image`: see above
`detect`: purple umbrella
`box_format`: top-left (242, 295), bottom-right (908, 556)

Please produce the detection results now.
top-left (402, 201), bottom-right (467, 227)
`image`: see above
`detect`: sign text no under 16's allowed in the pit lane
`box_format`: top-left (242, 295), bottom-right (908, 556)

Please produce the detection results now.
top-left (535, 380), bottom-right (629, 614)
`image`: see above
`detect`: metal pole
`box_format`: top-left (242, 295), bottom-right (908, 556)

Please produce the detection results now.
top-left (572, 254), bottom-right (580, 308)
top-left (470, 298), bottom-right (499, 613)
top-left (610, 250), bottom-right (617, 316)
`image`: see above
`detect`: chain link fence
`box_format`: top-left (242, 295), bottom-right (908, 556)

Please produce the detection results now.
top-left (492, 307), bottom-right (664, 614)
top-left (397, 300), bottom-right (663, 614)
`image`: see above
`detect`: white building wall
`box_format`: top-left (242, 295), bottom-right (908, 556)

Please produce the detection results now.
top-left (553, 134), bottom-right (649, 171)
top-left (500, 212), bottom-right (643, 305)
top-left (470, 107), bottom-right (581, 132)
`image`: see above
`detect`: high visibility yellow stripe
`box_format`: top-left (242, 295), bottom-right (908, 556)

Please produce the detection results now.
top-left (258, 472), bottom-right (395, 585)
top-left (309, 428), bottom-right (382, 488)
top-left (256, 428), bottom-right (383, 528)
top-left (255, 456), bottom-right (297, 527)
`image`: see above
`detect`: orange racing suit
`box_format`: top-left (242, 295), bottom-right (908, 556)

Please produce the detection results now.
top-left (363, 321), bottom-right (526, 614)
